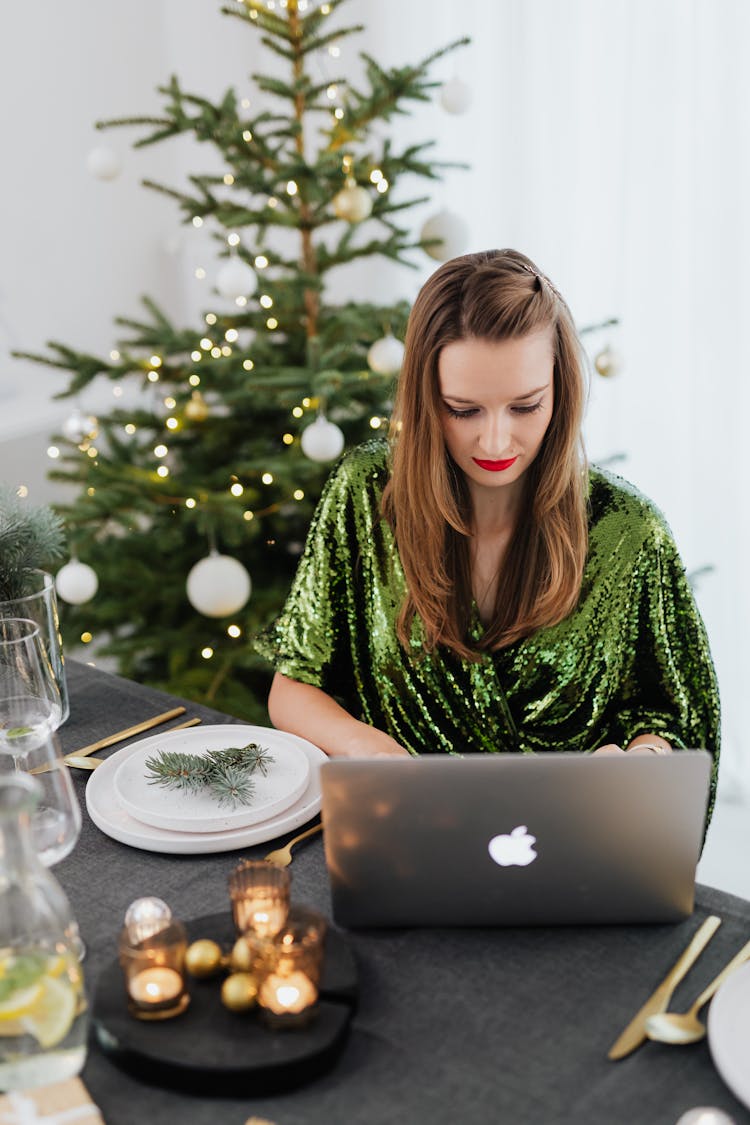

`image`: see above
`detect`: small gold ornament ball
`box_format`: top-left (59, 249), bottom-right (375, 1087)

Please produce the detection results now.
top-left (332, 183), bottom-right (373, 223)
top-left (230, 937), bottom-right (254, 973)
top-left (594, 345), bottom-right (621, 378)
top-left (185, 939), bottom-right (224, 978)
top-left (185, 390), bottom-right (209, 422)
top-left (221, 971), bottom-right (259, 1012)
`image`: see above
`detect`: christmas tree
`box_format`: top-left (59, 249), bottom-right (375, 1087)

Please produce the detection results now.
top-left (14, 0), bottom-right (468, 720)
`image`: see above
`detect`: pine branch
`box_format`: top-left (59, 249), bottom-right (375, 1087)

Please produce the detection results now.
top-left (144, 743), bottom-right (273, 808)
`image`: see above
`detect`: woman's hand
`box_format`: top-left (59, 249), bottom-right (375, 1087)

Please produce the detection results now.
top-left (592, 736), bottom-right (672, 756)
top-left (339, 728), bottom-right (411, 759)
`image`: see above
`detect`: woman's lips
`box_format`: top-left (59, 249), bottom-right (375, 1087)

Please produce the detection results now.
top-left (472, 456), bottom-right (518, 472)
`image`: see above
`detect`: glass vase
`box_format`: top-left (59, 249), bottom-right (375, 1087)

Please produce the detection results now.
top-left (0, 571), bottom-right (69, 726)
top-left (0, 773), bottom-right (88, 1091)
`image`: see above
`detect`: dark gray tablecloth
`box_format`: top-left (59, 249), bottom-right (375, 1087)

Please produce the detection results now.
top-left (53, 661), bottom-right (750, 1125)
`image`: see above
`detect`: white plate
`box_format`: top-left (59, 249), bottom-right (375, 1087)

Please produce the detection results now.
top-left (113, 726), bottom-right (310, 833)
top-left (708, 960), bottom-right (750, 1109)
top-left (85, 725), bottom-right (326, 854)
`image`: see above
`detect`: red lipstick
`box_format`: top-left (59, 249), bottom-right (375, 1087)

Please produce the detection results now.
top-left (473, 457), bottom-right (518, 472)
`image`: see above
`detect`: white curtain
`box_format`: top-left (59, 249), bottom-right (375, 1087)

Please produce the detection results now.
top-left (355, 0), bottom-right (750, 794)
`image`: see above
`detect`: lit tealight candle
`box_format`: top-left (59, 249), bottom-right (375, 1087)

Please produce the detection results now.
top-left (236, 898), bottom-right (289, 940)
top-left (129, 966), bottom-right (184, 1008)
top-left (258, 970), bottom-right (318, 1028)
top-left (119, 904), bottom-right (190, 1021)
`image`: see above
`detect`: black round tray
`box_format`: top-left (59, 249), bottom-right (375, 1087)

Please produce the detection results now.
top-left (92, 911), bottom-right (358, 1096)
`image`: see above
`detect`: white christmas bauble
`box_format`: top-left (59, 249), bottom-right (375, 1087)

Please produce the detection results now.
top-left (216, 258), bottom-right (257, 301)
top-left (62, 408), bottom-right (98, 444)
top-left (420, 210), bottom-right (469, 261)
top-left (439, 78), bottom-right (473, 115)
top-left (86, 146), bottom-right (122, 181)
top-left (300, 416), bottom-right (345, 462)
top-left (332, 184), bottom-right (373, 223)
top-left (367, 334), bottom-right (405, 375)
top-left (55, 560), bottom-right (99, 605)
top-left (186, 553), bottom-right (251, 617)
top-left (675, 1111), bottom-right (736, 1125)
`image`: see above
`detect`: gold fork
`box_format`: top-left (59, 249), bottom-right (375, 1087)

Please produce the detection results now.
top-left (264, 823), bottom-right (323, 867)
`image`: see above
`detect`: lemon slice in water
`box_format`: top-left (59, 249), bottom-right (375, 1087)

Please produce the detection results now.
top-left (20, 975), bottom-right (78, 1049)
top-left (0, 981), bottom-right (44, 1021)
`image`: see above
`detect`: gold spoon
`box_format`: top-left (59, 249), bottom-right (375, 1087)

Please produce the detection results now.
top-left (645, 938), bottom-right (750, 1044)
top-left (263, 823), bottom-right (322, 867)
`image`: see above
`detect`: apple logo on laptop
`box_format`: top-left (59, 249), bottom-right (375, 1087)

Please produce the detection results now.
top-left (488, 825), bottom-right (537, 867)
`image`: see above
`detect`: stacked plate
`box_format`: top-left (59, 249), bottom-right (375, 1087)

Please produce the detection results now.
top-left (85, 725), bottom-right (326, 854)
top-left (708, 960), bottom-right (750, 1110)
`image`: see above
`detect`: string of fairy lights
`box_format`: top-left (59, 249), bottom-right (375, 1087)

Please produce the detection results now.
top-left (41, 0), bottom-right (619, 665)
top-left (44, 0), bottom-right (419, 658)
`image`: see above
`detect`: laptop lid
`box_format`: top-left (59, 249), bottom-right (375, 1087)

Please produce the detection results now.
top-left (320, 752), bottom-right (712, 927)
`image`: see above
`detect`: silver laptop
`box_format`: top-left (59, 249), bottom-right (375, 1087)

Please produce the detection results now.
top-left (320, 752), bottom-right (712, 927)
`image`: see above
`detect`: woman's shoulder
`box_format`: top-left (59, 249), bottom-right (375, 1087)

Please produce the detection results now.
top-left (327, 437), bottom-right (390, 491)
top-left (587, 464), bottom-right (674, 550)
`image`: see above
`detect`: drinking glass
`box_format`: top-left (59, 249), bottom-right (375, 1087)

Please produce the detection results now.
top-left (0, 619), bottom-right (83, 955)
top-left (0, 738), bottom-right (82, 868)
top-left (0, 569), bottom-right (69, 726)
top-left (0, 618), bottom-right (62, 753)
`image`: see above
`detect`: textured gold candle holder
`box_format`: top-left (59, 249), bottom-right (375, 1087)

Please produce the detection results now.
top-left (257, 905), bottom-right (327, 1030)
top-left (228, 859), bottom-right (291, 940)
top-left (118, 918), bottom-right (190, 1021)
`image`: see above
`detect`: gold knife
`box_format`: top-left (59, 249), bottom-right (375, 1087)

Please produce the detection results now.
top-left (607, 914), bottom-right (722, 1060)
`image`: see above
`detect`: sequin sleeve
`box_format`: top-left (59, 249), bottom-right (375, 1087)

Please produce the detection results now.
top-left (597, 490), bottom-right (720, 813)
top-left (252, 447), bottom-right (365, 702)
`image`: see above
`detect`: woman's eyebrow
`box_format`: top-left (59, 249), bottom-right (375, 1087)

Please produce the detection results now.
top-left (513, 384), bottom-right (549, 400)
top-left (442, 383), bottom-right (549, 404)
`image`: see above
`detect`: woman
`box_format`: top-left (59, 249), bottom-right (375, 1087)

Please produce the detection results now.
top-left (256, 250), bottom-right (719, 809)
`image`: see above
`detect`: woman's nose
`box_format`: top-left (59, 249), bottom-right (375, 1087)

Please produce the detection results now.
top-left (478, 412), bottom-right (512, 457)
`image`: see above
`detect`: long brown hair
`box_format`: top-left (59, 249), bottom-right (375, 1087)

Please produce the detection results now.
top-left (382, 249), bottom-right (588, 658)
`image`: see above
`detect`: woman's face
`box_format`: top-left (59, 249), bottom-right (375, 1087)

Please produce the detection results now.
top-left (437, 331), bottom-right (555, 501)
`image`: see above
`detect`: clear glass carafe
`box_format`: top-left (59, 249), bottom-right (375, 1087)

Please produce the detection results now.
top-left (0, 773), bottom-right (87, 1091)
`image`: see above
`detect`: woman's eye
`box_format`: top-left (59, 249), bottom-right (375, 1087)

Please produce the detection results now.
top-left (511, 401), bottom-right (543, 415)
top-left (445, 405), bottom-right (479, 419)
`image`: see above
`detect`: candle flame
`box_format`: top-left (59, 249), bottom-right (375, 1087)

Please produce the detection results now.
top-left (276, 985), bottom-right (301, 1007)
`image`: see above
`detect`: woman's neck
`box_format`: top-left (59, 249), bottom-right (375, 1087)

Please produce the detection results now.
top-left (468, 476), bottom-right (524, 536)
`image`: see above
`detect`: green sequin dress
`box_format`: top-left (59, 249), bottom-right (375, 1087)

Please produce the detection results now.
top-left (255, 439), bottom-right (720, 809)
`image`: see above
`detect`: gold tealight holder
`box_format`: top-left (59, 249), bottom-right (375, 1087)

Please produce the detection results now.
top-left (228, 859), bottom-right (291, 940)
top-left (257, 905), bottom-right (327, 1030)
top-left (118, 912), bottom-right (190, 1021)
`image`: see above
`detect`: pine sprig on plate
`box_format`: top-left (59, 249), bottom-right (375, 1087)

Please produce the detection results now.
top-left (144, 742), bottom-right (273, 808)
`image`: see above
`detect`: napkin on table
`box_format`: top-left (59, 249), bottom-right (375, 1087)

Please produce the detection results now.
top-left (0, 1078), bottom-right (104, 1124)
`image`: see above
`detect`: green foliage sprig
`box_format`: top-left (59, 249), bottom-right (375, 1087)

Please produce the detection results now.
top-left (144, 743), bottom-right (274, 809)
top-left (0, 488), bottom-right (66, 602)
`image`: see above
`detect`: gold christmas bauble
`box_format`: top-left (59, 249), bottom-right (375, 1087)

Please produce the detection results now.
top-left (594, 345), bottom-right (621, 378)
top-left (229, 937), bottom-right (254, 973)
top-left (185, 390), bottom-right (209, 422)
top-left (230, 936), bottom-right (276, 976)
top-left (221, 971), bottom-right (258, 1012)
top-left (332, 182), bottom-right (373, 223)
top-left (185, 939), bottom-right (224, 978)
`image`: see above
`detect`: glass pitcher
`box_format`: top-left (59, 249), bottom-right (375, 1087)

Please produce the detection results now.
top-left (0, 773), bottom-right (88, 1091)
